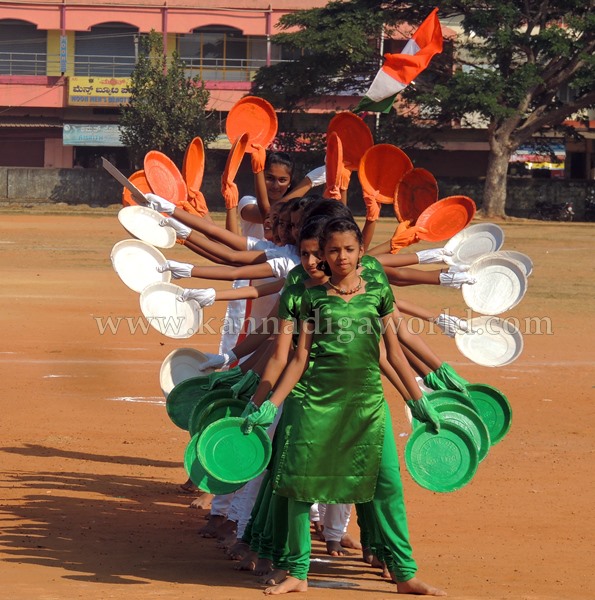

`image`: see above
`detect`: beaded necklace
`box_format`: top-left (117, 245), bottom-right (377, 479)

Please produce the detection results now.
top-left (327, 275), bottom-right (363, 295)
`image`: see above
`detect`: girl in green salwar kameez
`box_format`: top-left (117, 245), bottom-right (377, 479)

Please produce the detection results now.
top-left (243, 218), bottom-right (446, 596)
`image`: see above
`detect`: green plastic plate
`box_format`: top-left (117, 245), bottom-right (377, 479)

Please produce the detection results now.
top-left (186, 388), bottom-right (239, 435)
top-left (424, 388), bottom-right (479, 412)
top-left (166, 375), bottom-right (212, 430)
top-left (183, 433), bottom-right (244, 495)
top-left (188, 396), bottom-right (246, 437)
top-left (197, 417), bottom-right (272, 485)
top-left (429, 398), bottom-right (491, 462)
top-left (405, 421), bottom-right (479, 493)
top-left (464, 383), bottom-right (512, 445)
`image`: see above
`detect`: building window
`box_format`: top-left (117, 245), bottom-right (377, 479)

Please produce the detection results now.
top-left (0, 19), bottom-right (46, 75)
top-left (75, 23), bottom-right (137, 77)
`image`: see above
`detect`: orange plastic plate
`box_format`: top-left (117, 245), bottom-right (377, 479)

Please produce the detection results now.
top-left (327, 112), bottom-right (374, 171)
top-left (416, 195), bottom-right (476, 241)
top-left (144, 150), bottom-right (188, 206)
top-left (395, 167), bottom-right (438, 223)
top-left (358, 144), bottom-right (413, 204)
top-left (226, 96), bottom-right (278, 153)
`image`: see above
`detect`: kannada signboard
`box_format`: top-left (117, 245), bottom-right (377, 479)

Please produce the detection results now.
top-left (68, 76), bottom-right (132, 107)
top-left (63, 124), bottom-right (124, 147)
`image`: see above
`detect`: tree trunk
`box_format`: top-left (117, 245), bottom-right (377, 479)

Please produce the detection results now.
top-left (482, 135), bottom-right (513, 218)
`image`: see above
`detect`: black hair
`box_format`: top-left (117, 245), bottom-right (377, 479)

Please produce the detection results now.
top-left (319, 217), bottom-right (364, 252)
top-left (298, 215), bottom-right (327, 247)
top-left (265, 151), bottom-right (294, 177)
top-left (288, 195), bottom-right (313, 213)
top-left (301, 197), bottom-right (355, 224)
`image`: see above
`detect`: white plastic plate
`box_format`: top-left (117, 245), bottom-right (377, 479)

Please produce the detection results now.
top-left (110, 239), bottom-right (171, 293)
top-left (462, 255), bottom-right (527, 316)
top-left (444, 223), bottom-right (505, 266)
top-left (139, 282), bottom-right (202, 339)
top-left (491, 250), bottom-right (533, 277)
top-left (159, 347), bottom-right (214, 398)
top-left (118, 205), bottom-right (176, 249)
top-left (455, 315), bottom-right (524, 367)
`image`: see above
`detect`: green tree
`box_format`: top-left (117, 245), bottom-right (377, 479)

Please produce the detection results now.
top-left (252, 0), bottom-right (595, 217)
top-left (120, 31), bottom-right (218, 169)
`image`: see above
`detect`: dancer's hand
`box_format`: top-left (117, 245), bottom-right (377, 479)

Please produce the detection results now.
top-left (406, 395), bottom-right (441, 433)
top-left (439, 269), bottom-right (476, 288)
top-left (222, 181), bottom-right (239, 209)
top-left (416, 247), bottom-right (453, 264)
top-left (390, 220), bottom-right (427, 253)
top-left (363, 189), bottom-right (381, 221)
top-left (160, 217), bottom-right (191, 240)
top-left (240, 400), bottom-right (277, 434)
top-left (199, 351), bottom-right (237, 371)
top-left (157, 260), bottom-right (194, 279)
top-left (433, 314), bottom-right (469, 337)
top-left (178, 288), bottom-right (216, 307)
top-left (340, 167), bottom-right (351, 191)
top-left (434, 363), bottom-right (470, 393)
top-left (146, 193), bottom-right (176, 215)
top-left (251, 144), bottom-right (267, 173)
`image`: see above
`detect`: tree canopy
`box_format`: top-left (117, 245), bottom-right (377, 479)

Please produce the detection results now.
top-left (252, 0), bottom-right (595, 216)
top-left (120, 31), bottom-right (218, 169)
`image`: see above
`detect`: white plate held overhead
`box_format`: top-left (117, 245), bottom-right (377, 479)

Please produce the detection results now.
top-left (462, 255), bottom-right (527, 316)
top-left (455, 316), bottom-right (524, 367)
top-left (159, 348), bottom-right (214, 398)
top-left (444, 223), bottom-right (505, 266)
top-left (118, 205), bottom-right (176, 249)
top-left (110, 239), bottom-right (171, 293)
top-left (140, 282), bottom-right (202, 339)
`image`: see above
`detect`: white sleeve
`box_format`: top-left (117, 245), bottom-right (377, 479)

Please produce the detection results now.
top-left (305, 165), bottom-right (326, 187)
top-left (246, 236), bottom-right (273, 251)
top-left (238, 195), bottom-right (258, 217)
top-left (267, 255), bottom-right (299, 279)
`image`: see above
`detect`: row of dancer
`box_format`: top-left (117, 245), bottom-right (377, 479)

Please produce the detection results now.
top-left (144, 149), bottom-right (474, 595)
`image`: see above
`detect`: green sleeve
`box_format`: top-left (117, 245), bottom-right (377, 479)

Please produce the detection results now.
top-left (278, 283), bottom-right (303, 321)
top-left (362, 255), bottom-right (390, 287)
top-left (378, 283), bottom-right (395, 317)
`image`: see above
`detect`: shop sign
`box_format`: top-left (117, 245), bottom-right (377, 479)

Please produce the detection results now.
top-left (63, 124), bottom-right (124, 147)
top-left (68, 76), bottom-right (132, 106)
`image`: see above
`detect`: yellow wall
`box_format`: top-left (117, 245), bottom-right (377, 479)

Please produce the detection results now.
top-left (46, 31), bottom-right (75, 76)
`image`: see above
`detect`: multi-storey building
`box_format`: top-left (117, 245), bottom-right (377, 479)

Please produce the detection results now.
top-left (0, 2), bottom-right (592, 179)
top-left (0, 0), bottom-right (343, 168)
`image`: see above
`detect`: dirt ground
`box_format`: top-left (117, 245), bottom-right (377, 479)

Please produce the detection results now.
top-left (0, 208), bottom-right (593, 600)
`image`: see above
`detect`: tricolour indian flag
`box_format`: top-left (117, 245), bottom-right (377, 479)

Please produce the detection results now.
top-left (355, 8), bottom-right (443, 114)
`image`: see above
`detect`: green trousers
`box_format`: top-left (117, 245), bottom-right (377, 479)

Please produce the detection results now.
top-left (271, 403), bottom-right (417, 582)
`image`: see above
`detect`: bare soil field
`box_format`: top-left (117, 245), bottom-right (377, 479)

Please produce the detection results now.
top-left (0, 208), bottom-right (593, 600)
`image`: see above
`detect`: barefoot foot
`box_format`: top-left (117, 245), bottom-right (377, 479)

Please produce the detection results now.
top-left (395, 576), bottom-right (446, 596)
top-left (179, 478), bottom-right (198, 493)
top-left (311, 521), bottom-right (324, 541)
top-left (227, 540), bottom-right (250, 561)
top-left (254, 558), bottom-right (273, 576)
top-left (235, 550), bottom-right (258, 571)
top-left (264, 575), bottom-right (308, 595)
top-left (340, 533), bottom-right (362, 550)
top-left (326, 540), bottom-right (350, 556)
top-left (190, 493), bottom-right (214, 510)
top-left (362, 547), bottom-right (373, 564)
top-left (216, 519), bottom-right (237, 541)
top-left (198, 514), bottom-right (226, 537)
top-left (260, 568), bottom-right (288, 586)
top-left (217, 533), bottom-right (236, 550)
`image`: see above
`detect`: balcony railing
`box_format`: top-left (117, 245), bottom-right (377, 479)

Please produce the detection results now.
top-left (181, 56), bottom-right (274, 82)
top-left (0, 52), bottom-right (52, 76)
top-left (0, 51), bottom-right (285, 80)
